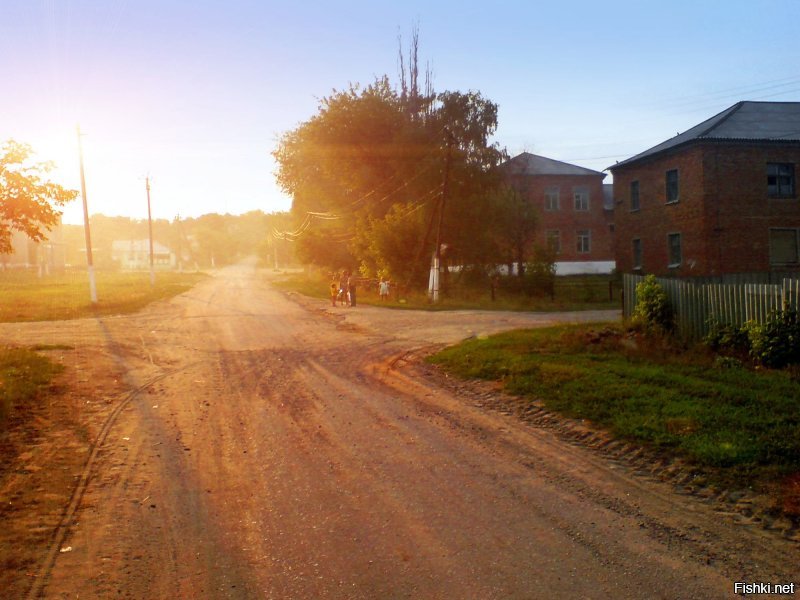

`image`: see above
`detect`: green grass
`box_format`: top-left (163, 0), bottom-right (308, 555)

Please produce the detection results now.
top-left (0, 346), bottom-right (63, 425)
top-left (428, 324), bottom-right (800, 486)
top-left (270, 270), bottom-right (619, 312)
top-left (0, 269), bottom-right (208, 322)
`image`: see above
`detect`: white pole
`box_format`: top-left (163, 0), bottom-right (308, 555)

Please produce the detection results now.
top-left (146, 177), bottom-right (155, 287)
top-left (77, 125), bottom-right (98, 304)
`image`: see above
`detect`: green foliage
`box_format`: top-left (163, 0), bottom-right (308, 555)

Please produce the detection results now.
top-left (277, 269), bottom-right (617, 312)
top-left (744, 309), bottom-right (800, 369)
top-left (0, 270), bottom-right (207, 322)
top-left (633, 274), bottom-right (674, 333)
top-left (0, 347), bottom-right (63, 426)
top-left (355, 202), bottom-right (429, 286)
top-left (704, 320), bottom-right (750, 355)
top-left (428, 324), bottom-right (800, 477)
top-left (490, 185), bottom-right (539, 272)
top-left (62, 211), bottom-right (285, 270)
top-left (272, 54), bottom-right (506, 287)
top-left (295, 227), bottom-right (355, 272)
top-left (0, 140), bottom-right (78, 254)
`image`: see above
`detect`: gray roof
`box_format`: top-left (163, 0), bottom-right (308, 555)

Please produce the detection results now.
top-left (612, 101), bottom-right (800, 169)
top-left (502, 152), bottom-right (606, 178)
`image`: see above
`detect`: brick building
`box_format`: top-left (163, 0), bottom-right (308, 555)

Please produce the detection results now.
top-left (610, 101), bottom-right (800, 277)
top-left (501, 152), bottom-right (615, 274)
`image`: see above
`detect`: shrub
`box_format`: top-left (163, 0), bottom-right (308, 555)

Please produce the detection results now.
top-left (744, 309), bottom-right (800, 369)
top-left (633, 275), bottom-right (674, 334)
top-left (704, 320), bottom-right (750, 355)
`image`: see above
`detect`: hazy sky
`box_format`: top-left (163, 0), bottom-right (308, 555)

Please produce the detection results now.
top-left (3, 0), bottom-right (800, 224)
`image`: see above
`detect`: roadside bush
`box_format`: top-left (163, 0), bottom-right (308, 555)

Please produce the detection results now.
top-left (633, 275), bottom-right (674, 334)
top-left (744, 309), bottom-right (800, 369)
top-left (498, 247), bottom-right (557, 298)
top-left (704, 320), bottom-right (750, 356)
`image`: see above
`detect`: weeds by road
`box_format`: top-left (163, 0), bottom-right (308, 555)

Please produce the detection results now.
top-left (271, 270), bottom-right (619, 312)
top-left (0, 269), bottom-right (207, 322)
top-left (0, 347), bottom-right (63, 426)
top-left (428, 323), bottom-right (800, 516)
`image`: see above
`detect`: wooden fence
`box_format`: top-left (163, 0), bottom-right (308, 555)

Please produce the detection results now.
top-left (623, 274), bottom-right (800, 340)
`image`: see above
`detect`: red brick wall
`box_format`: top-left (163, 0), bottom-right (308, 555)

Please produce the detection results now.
top-left (612, 142), bottom-right (800, 276)
top-left (506, 173), bottom-right (613, 262)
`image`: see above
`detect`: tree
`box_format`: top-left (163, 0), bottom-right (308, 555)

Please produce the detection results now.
top-left (491, 185), bottom-right (538, 276)
top-left (0, 140), bottom-right (77, 253)
top-left (273, 73), bottom-right (505, 286)
top-left (354, 201), bottom-right (430, 286)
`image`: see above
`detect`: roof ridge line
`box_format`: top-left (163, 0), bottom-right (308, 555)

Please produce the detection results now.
top-left (697, 101), bottom-right (745, 138)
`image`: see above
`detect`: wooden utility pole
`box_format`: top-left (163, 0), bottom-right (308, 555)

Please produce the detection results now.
top-left (76, 125), bottom-right (98, 304)
top-left (146, 177), bottom-right (155, 286)
top-left (429, 129), bottom-right (453, 303)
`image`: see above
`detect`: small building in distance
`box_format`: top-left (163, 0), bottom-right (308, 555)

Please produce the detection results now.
top-left (610, 101), bottom-right (800, 277)
top-left (111, 239), bottom-right (176, 270)
top-left (501, 152), bottom-right (615, 274)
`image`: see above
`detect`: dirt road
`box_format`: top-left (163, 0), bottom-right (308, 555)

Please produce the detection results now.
top-left (2, 263), bottom-right (797, 598)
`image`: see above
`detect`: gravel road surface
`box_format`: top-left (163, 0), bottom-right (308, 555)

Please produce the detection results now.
top-left (1, 263), bottom-right (797, 599)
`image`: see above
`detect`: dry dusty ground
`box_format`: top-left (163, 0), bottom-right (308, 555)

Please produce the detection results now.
top-left (0, 263), bottom-right (797, 599)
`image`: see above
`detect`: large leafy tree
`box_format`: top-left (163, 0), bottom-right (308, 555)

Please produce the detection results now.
top-left (273, 73), bottom-right (506, 285)
top-left (0, 140), bottom-right (77, 253)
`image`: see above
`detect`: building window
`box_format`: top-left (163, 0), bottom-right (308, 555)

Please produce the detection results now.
top-left (630, 180), bottom-right (640, 211)
top-left (544, 187), bottom-right (560, 211)
top-left (545, 230), bottom-right (561, 254)
top-left (665, 169), bottom-right (679, 203)
top-left (576, 230), bottom-right (591, 254)
top-left (632, 238), bottom-right (642, 270)
top-left (667, 232), bottom-right (682, 267)
top-left (767, 163), bottom-right (795, 198)
top-left (573, 187), bottom-right (589, 211)
top-left (769, 228), bottom-right (800, 264)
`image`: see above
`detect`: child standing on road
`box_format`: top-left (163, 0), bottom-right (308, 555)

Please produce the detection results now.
top-left (329, 280), bottom-right (338, 307)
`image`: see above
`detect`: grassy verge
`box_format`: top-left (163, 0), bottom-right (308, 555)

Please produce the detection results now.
top-left (427, 323), bottom-right (800, 511)
top-left (0, 269), bottom-right (207, 322)
top-left (0, 347), bottom-right (63, 426)
top-left (270, 270), bottom-right (619, 312)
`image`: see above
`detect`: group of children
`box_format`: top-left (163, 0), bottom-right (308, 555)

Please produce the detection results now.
top-left (329, 273), bottom-right (391, 307)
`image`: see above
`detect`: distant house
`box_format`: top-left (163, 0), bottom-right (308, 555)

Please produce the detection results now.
top-left (610, 101), bottom-right (800, 277)
top-left (501, 152), bottom-right (615, 274)
top-left (111, 239), bottom-right (176, 270)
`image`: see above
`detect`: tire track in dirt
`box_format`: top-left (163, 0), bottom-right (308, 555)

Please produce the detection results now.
top-left (24, 360), bottom-right (206, 600)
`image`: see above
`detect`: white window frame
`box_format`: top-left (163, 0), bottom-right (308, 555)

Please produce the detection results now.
top-left (544, 187), bottom-right (560, 211)
top-left (576, 229), bottom-right (591, 254)
top-left (767, 163), bottom-right (796, 198)
top-left (667, 232), bottom-right (682, 268)
top-left (545, 229), bottom-right (561, 254)
top-left (666, 169), bottom-right (679, 204)
top-left (632, 238), bottom-right (642, 270)
top-left (573, 187), bottom-right (590, 212)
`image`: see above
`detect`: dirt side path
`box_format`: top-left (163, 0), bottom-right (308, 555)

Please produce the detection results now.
top-left (1, 265), bottom-right (797, 599)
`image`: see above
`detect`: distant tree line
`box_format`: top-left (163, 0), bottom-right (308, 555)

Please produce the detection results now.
top-left (61, 211), bottom-right (293, 270)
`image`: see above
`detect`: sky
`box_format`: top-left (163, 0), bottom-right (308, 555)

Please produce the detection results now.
top-left (3, 0), bottom-right (800, 225)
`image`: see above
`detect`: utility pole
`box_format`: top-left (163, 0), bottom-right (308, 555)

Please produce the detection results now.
top-left (76, 125), bottom-right (98, 304)
top-left (146, 177), bottom-right (155, 286)
top-left (175, 214), bottom-right (183, 272)
top-left (429, 129), bottom-right (453, 303)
